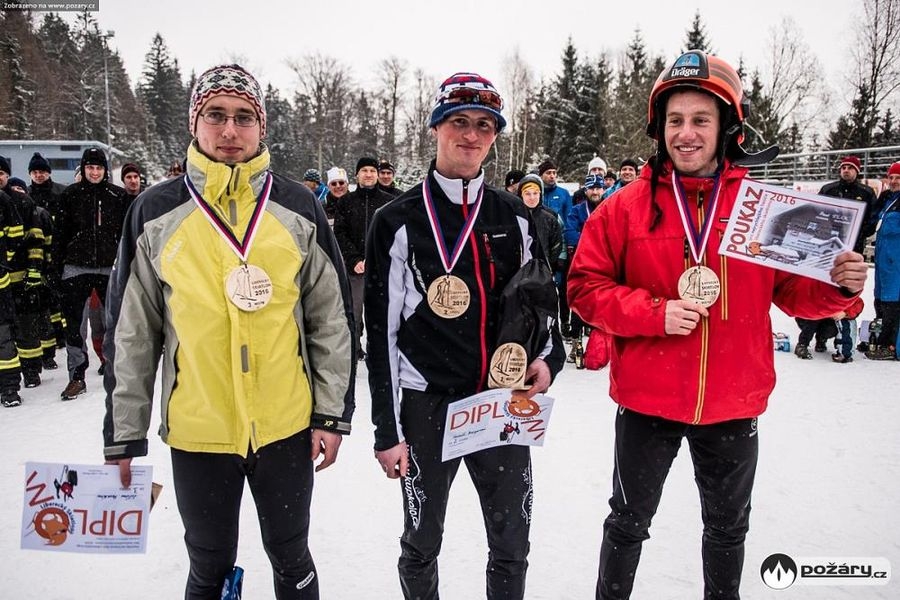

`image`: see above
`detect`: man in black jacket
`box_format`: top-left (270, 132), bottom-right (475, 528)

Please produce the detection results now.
top-left (333, 156), bottom-right (393, 359)
top-left (55, 148), bottom-right (130, 400)
top-left (365, 72), bottom-right (565, 600)
top-left (795, 155), bottom-right (878, 359)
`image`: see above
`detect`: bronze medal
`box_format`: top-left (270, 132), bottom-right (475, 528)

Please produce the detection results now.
top-left (226, 264), bottom-right (273, 312)
top-left (488, 342), bottom-right (529, 390)
top-left (427, 274), bottom-right (470, 319)
top-left (677, 265), bottom-right (720, 308)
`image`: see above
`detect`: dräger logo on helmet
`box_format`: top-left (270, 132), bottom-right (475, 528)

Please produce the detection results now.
top-left (670, 66), bottom-right (701, 78)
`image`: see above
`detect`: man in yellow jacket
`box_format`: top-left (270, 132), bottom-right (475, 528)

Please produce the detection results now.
top-left (102, 64), bottom-right (355, 600)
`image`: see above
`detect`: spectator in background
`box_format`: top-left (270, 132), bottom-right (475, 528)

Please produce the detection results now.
top-left (566, 173), bottom-right (607, 363)
top-left (377, 161), bottom-right (403, 197)
top-left (573, 156), bottom-right (608, 206)
top-left (795, 155), bottom-right (879, 360)
top-left (4, 177), bottom-right (45, 391)
top-left (832, 297), bottom-right (864, 363)
top-left (0, 163), bottom-right (23, 407)
top-left (303, 168), bottom-right (328, 204)
top-left (55, 148), bottom-right (129, 400)
top-left (27, 154), bottom-right (66, 371)
top-left (602, 158), bottom-right (638, 199)
top-left (28, 152), bottom-right (66, 217)
top-left (538, 158), bottom-right (573, 337)
top-left (333, 157), bottom-right (394, 360)
top-left (504, 169), bottom-right (525, 194)
top-left (166, 161), bottom-right (185, 178)
top-left (517, 173), bottom-right (563, 271)
top-left (866, 161), bottom-right (900, 360)
top-left (121, 163), bottom-right (142, 199)
top-left (324, 167), bottom-right (348, 225)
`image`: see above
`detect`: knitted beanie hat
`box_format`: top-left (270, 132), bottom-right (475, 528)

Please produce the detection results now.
top-left (429, 72), bottom-right (506, 132)
top-left (189, 64), bottom-right (266, 137)
top-left (28, 152), bottom-right (52, 173)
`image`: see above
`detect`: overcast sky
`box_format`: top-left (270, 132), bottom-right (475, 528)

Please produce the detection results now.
top-left (57, 0), bottom-right (855, 110)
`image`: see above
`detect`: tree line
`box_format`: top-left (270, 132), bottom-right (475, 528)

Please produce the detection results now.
top-left (1, 1), bottom-right (898, 185)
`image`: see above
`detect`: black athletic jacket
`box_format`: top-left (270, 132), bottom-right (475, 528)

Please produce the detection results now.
top-left (365, 162), bottom-right (565, 451)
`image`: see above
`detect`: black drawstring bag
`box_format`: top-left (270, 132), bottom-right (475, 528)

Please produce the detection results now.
top-left (489, 258), bottom-right (559, 389)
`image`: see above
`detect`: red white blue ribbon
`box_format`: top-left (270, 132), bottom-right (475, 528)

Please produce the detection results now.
top-left (672, 172), bottom-right (723, 265)
top-left (422, 179), bottom-right (484, 274)
top-left (185, 172), bottom-right (273, 262)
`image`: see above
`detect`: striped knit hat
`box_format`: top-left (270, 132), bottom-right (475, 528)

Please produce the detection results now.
top-left (429, 72), bottom-right (506, 132)
top-left (189, 64), bottom-right (266, 137)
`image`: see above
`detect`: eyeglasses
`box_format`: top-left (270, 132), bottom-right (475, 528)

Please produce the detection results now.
top-left (439, 88), bottom-right (503, 111)
top-left (329, 181), bottom-right (347, 187)
top-left (199, 111), bottom-right (259, 127)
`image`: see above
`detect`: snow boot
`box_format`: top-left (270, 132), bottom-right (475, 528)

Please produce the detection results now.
top-left (1, 389), bottom-right (22, 408)
top-left (794, 344), bottom-right (812, 359)
top-left (60, 379), bottom-right (86, 401)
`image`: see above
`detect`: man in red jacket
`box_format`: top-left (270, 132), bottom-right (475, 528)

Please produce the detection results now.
top-left (568, 50), bottom-right (868, 600)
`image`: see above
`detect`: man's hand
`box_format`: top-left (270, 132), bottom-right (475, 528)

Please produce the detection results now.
top-left (105, 457), bottom-right (133, 489)
top-left (375, 442), bottom-right (409, 479)
top-left (311, 429), bottom-right (343, 472)
top-left (830, 251), bottom-right (868, 294)
top-left (353, 260), bottom-right (365, 275)
top-left (664, 299), bottom-right (709, 335)
top-left (523, 358), bottom-right (551, 398)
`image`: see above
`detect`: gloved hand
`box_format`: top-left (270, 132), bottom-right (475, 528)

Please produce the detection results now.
top-left (24, 268), bottom-right (43, 289)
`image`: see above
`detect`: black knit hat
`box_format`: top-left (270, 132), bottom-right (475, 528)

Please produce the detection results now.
top-left (537, 160), bottom-right (557, 176)
top-left (620, 158), bottom-right (638, 170)
top-left (28, 152), bottom-right (51, 173)
top-left (356, 156), bottom-right (378, 174)
top-left (377, 160), bottom-right (395, 173)
top-left (81, 147), bottom-right (108, 168)
top-left (121, 163), bottom-right (141, 179)
top-left (0, 156), bottom-right (10, 175)
top-left (504, 169), bottom-right (525, 188)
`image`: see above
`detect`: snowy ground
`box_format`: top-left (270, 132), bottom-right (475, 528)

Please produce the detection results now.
top-left (2, 274), bottom-right (897, 599)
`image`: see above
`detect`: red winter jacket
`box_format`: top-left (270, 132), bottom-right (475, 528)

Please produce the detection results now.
top-left (568, 161), bottom-right (859, 425)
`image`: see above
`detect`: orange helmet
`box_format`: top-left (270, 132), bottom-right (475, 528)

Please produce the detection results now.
top-left (646, 50), bottom-right (747, 143)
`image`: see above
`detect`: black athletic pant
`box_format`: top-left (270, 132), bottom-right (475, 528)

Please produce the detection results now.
top-left (795, 317), bottom-right (837, 348)
top-left (171, 429), bottom-right (319, 600)
top-left (398, 389), bottom-right (532, 600)
top-left (876, 301), bottom-right (900, 349)
top-left (597, 408), bottom-right (758, 600)
top-left (60, 273), bottom-right (108, 381)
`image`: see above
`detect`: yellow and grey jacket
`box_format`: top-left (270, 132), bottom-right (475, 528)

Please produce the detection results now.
top-left (103, 143), bottom-right (355, 459)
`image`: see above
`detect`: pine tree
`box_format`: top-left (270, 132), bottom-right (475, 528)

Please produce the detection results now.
top-left (828, 84), bottom-right (879, 149)
top-left (264, 84), bottom-right (302, 179)
top-left (537, 38), bottom-right (581, 179)
top-left (138, 34), bottom-right (189, 165)
top-left (682, 10), bottom-right (715, 53)
top-left (0, 11), bottom-right (34, 137)
top-left (610, 29), bottom-right (659, 165)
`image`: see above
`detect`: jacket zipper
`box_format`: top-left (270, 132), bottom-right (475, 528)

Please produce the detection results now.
top-left (461, 180), bottom-right (489, 392)
top-left (482, 233), bottom-right (495, 287)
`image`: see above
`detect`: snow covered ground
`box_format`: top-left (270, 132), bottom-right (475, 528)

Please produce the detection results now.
top-left (2, 274), bottom-right (897, 599)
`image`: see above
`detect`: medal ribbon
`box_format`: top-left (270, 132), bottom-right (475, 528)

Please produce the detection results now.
top-left (672, 172), bottom-right (723, 265)
top-left (185, 172), bottom-right (273, 263)
top-left (422, 179), bottom-right (484, 274)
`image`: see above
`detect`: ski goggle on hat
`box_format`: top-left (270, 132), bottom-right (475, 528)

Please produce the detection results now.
top-left (429, 72), bottom-right (507, 132)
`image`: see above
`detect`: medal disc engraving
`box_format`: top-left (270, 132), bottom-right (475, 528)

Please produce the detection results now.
top-left (226, 264), bottom-right (273, 311)
top-left (488, 342), bottom-right (529, 389)
top-left (677, 265), bottom-right (720, 307)
top-left (427, 274), bottom-right (470, 319)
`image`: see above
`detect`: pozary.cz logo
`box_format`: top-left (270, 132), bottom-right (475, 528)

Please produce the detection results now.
top-left (761, 553), bottom-right (891, 589)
